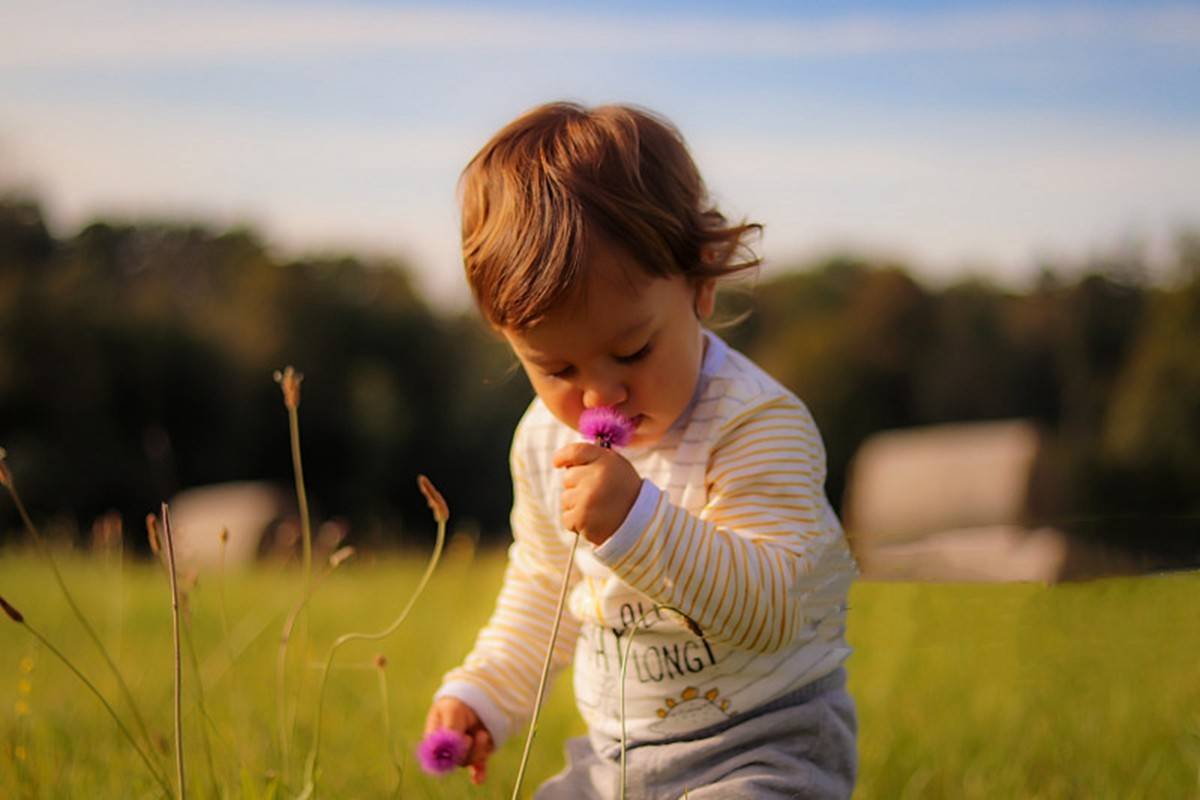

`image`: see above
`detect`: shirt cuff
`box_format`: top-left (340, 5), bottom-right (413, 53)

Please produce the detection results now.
top-left (593, 479), bottom-right (660, 565)
top-left (434, 680), bottom-right (513, 748)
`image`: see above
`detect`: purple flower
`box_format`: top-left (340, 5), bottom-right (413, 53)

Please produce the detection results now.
top-left (417, 729), bottom-right (469, 776)
top-left (579, 407), bottom-right (634, 449)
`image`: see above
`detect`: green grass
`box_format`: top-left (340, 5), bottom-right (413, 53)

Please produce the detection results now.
top-left (1, 547), bottom-right (1198, 798)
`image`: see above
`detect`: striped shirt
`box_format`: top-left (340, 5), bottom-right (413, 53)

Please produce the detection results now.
top-left (436, 330), bottom-right (858, 746)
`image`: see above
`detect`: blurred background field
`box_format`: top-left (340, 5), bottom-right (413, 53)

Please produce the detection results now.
top-left (1, 549), bottom-right (1197, 798)
top-left (1, 201), bottom-right (1198, 571)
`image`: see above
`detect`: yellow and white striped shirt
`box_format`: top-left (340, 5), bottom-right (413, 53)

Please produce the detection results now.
top-left (437, 330), bottom-right (858, 745)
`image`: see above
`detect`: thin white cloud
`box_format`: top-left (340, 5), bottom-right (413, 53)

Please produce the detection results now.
top-left (1, 3), bottom-right (1199, 69)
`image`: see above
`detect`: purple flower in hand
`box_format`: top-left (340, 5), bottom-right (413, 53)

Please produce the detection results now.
top-left (579, 407), bottom-right (634, 449)
top-left (417, 729), bottom-right (469, 776)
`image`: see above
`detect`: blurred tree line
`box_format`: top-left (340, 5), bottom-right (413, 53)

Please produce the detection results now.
top-left (1, 195), bottom-right (1197, 565)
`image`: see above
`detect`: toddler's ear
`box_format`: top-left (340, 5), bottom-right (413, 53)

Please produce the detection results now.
top-left (694, 279), bottom-right (717, 320)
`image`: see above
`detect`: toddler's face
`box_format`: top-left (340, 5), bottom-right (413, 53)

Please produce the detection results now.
top-left (502, 239), bottom-right (715, 448)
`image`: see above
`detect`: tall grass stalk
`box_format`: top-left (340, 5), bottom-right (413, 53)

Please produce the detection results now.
top-left (275, 367), bottom-right (314, 587)
top-left (297, 476), bottom-right (449, 800)
top-left (150, 514), bottom-right (218, 797)
top-left (0, 594), bottom-right (174, 798)
top-left (160, 503), bottom-right (188, 800)
top-left (273, 366), bottom-right (315, 780)
top-left (510, 530), bottom-right (580, 800)
top-left (0, 452), bottom-right (161, 769)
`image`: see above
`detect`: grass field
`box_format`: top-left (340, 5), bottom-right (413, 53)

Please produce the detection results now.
top-left (1, 545), bottom-right (1198, 799)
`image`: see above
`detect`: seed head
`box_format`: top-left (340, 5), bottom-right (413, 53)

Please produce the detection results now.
top-left (0, 595), bottom-right (25, 624)
top-left (374, 654), bottom-right (388, 669)
top-left (328, 545), bottom-right (356, 568)
top-left (0, 447), bottom-right (11, 488)
top-left (145, 513), bottom-right (161, 555)
top-left (219, 527), bottom-right (229, 544)
top-left (273, 366), bottom-right (303, 409)
top-left (417, 475), bottom-right (449, 524)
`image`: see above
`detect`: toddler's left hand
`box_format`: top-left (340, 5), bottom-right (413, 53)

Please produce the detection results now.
top-left (553, 443), bottom-right (641, 546)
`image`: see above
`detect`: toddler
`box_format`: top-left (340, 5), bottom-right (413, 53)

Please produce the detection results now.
top-left (425, 101), bottom-right (859, 799)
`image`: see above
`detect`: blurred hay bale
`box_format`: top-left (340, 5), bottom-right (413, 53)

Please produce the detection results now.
top-left (843, 420), bottom-right (1144, 581)
top-left (167, 481), bottom-right (288, 568)
top-left (846, 420), bottom-right (1041, 546)
top-left (856, 525), bottom-right (1067, 582)
top-left (844, 420), bottom-right (1063, 581)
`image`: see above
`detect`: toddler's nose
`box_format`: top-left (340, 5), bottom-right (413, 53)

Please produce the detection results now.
top-left (582, 381), bottom-right (627, 410)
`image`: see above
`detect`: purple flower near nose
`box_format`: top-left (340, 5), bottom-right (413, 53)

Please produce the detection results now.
top-left (417, 729), bottom-right (469, 775)
top-left (580, 407), bottom-right (634, 448)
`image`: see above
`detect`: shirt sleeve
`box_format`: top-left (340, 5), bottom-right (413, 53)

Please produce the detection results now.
top-left (434, 429), bottom-right (582, 747)
top-left (591, 396), bottom-right (836, 654)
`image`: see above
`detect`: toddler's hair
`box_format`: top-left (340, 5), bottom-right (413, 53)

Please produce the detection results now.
top-left (459, 101), bottom-right (762, 329)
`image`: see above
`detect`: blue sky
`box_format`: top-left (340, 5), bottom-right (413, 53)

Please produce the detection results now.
top-left (1, 1), bottom-right (1197, 306)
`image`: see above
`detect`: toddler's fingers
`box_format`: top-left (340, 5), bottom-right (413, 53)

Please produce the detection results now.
top-left (553, 442), bottom-right (604, 469)
top-left (560, 507), bottom-right (583, 536)
top-left (423, 706), bottom-right (442, 735)
top-left (424, 700), bottom-right (469, 736)
top-left (561, 468), bottom-right (580, 489)
top-left (466, 728), bottom-right (493, 783)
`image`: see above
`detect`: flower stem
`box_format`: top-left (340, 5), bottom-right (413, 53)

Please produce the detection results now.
top-left (1, 475), bottom-right (163, 774)
top-left (510, 531), bottom-right (580, 800)
top-left (161, 504), bottom-right (187, 800)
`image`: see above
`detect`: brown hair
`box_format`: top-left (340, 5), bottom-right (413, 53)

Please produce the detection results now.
top-left (460, 101), bottom-right (762, 329)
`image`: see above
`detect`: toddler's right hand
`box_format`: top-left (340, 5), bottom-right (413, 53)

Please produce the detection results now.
top-left (425, 696), bottom-right (494, 785)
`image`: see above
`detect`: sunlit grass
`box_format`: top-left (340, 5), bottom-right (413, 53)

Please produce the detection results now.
top-left (1, 549), bottom-right (1197, 798)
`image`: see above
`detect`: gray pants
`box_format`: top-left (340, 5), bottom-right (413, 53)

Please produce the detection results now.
top-left (535, 667), bottom-right (856, 800)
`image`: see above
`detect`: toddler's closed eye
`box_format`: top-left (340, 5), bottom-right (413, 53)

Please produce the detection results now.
top-left (615, 343), bottom-right (652, 364)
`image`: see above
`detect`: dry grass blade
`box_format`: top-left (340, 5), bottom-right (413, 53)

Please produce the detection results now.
top-left (0, 593), bottom-right (173, 798)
